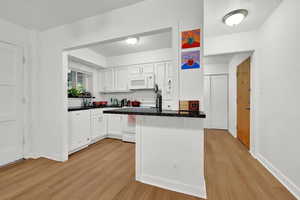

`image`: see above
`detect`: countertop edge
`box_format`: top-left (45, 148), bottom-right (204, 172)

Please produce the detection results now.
top-left (103, 109), bottom-right (206, 119)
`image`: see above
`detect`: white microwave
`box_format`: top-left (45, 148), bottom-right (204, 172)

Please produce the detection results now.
top-left (129, 74), bottom-right (155, 90)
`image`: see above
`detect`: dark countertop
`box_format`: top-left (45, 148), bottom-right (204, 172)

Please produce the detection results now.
top-left (68, 105), bottom-right (122, 112)
top-left (103, 108), bottom-right (206, 118)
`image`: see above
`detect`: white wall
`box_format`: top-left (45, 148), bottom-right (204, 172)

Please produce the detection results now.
top-left (68, 48), bottom-right (107, 68)
top-left (204, 64), bottom-right (228, 75)
top-left (37, 0), bottom-right (203, 161)
top-left (106, 48), bottom-right (172, 67)
top-left (254, 0), bottom-right (300, 198)
top-left (227, 52), bottom-right (252, 137)
top-left (0, 18), bottom-right (39, 159)
top-left (204, 31), bottom-right (257, 56)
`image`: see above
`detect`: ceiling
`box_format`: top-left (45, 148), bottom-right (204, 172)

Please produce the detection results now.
top-left (205, 0), bottom-right (282, 37)
top-left (88, 30), bottom-right (172, 57)
top-left (0, 0), bottom-right (144, 30)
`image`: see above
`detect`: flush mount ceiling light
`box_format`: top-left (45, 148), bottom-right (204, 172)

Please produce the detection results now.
top-left (222, 9), bottom-right (248, 26)
top-left (126, 37), bottom-right (139, 45)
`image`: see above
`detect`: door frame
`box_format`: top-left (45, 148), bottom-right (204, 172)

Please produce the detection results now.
top-left (0, 40), bottom-right (28, 163)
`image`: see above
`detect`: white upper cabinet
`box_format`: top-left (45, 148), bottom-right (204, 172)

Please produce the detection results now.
top-left (129, 64), bottom-right (154, 75)
top-left (129, 65), bottom-right (141, 75)
top-left (154, 62), bottom-right (165, 91)
top-left (141, 63), bottom-right (154, 74)
top-left (115, 67), bottom-right (129, 91)
top-left (154, 62), bottom-right (174, 100)
top-left (99, 61), bottom-right (173, 94)
top-left (165, 62), bottom-right (174, 78)
top-left (102, 69), bottom-right (114, 91)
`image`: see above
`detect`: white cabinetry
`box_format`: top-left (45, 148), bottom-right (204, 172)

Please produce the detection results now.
top-left (129, 64), bottom-right (154, 75)
top-left (106, 114), bottom-right (123, 139)
top-left (68, 110), bottom-right (91, 153)
top-left (154, 61), bottom-right (174, 100)
top-left (102, 69), bottom-right (114, 91)
top-left (91, 109), bottom-right (107, 143)
top-left (122, 115), bottom-right (136, 143)
top-left (115, 67), bottom-right (129, 91)
top-left (141, 63), bottom-right (154, 74)
top-left (100, 67), bottom-right (129, 92)
top-left (129, 65), bottom-right (141, 75)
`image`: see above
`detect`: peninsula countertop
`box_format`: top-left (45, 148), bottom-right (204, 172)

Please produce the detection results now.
top-left (103, 107), bottom-right (206, 118)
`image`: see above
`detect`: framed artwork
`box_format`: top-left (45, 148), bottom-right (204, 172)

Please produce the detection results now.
top-left (181, 50), bottom-right (200, 70)
top-left (181, 29), bottom-right (201, 49)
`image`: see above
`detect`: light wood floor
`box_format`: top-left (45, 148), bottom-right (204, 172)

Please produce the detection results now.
top-left (0, 130), bottom-right (296, 200)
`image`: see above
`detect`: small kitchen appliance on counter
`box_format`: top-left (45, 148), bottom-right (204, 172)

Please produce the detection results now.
top-left (131, 100), bottom-right (141, 107)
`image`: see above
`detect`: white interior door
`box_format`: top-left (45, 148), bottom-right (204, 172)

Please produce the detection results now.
top-left (210, 75), bottom-right (228, 129)
top-left (0, 42), bottom-right (24, 166)
top-left (204, 75), bottom-right (228, 129)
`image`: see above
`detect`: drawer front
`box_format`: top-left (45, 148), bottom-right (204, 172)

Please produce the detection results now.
top-left (91, 109), bottom-right (103, 116)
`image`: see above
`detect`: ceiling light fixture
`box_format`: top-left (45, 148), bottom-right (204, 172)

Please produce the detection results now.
top-left (126, 37), bottom-right (139, 45)
top-left (222, 9), bottom-right (248, 26)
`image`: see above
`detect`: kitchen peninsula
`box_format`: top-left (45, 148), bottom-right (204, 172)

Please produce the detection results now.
top-left (103, 108), bottom-right (207, 198)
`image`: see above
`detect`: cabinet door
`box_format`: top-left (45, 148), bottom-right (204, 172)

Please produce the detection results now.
top-left (103, 69), bottom-right (114, 91)
top-left (164, 62), bottom-right (174, 100)
top-left (129, 65), bottom-right (141, 75)
top-left (141, 63), bottom-right (154, 74)
top-left (115, 67), bottom-right (129, 90)
top-left (107, 114), bottom-right (123, 138)
top-left (154, 63), bottom-right (165, 91)
top-left (69, 110), bottom-right (91, 152)
top-left (91, 114), bottom-right (106, 140)
top-left (165, 62), bottom-right (174, 77)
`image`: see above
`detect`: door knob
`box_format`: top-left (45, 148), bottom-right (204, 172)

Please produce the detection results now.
top-left (245, 107), bottom-right (250, 110)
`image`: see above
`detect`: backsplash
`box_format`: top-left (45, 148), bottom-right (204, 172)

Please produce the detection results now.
top-left (99, 90), bottom-right (156, 106)
top-left (68, 98), bottom-right (84, 107)
top-left (68, 90), bottom-right (156, 108)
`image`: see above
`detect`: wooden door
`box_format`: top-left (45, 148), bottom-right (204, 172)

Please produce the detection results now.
top-left (0, 42), bottom-right (24, 166)
top-left (237, 57), bottom-right (251, 149)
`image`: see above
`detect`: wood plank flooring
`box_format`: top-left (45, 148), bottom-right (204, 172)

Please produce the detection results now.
top-left (0, 130), bottom-right (296, 200)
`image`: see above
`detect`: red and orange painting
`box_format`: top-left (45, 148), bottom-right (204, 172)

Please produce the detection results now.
top-left (181, 29), bottom-right (201, 49)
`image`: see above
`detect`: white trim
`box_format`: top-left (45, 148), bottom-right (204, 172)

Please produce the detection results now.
top-left (255, 153), bottom-right (300, 200)
top-left (139, 174), bottom-right (207, 199)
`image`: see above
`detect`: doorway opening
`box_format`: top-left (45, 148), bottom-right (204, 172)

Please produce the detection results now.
top-left (204, 52), bottom-right (254, 152)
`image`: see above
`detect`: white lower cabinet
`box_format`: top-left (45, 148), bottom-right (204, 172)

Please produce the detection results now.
top-left (68, 110), bottom-right (91, 153)
top-left (106, 114), bottom-right (123, 139)
top-left (91, 109), bottom-right (107, 143)
top-left (69, 109), bottom-right (136, 155)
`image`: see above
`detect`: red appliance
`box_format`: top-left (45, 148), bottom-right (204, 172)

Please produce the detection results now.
top-left (131, 101), bottom-right (141, 107)
top-left (93, 101), bottom-right (108, 107)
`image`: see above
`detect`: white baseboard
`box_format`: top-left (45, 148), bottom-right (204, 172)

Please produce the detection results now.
top-left (24, 153), bottom-right (40, 159)
top-left (107, 135), bottom-right (122, 140)
top-left (138, 174), bottom-right (207, 199)
top-left (255, 153), bottom-right (300, 200)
